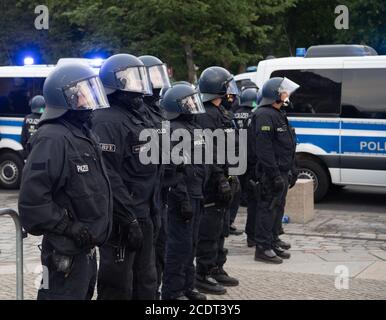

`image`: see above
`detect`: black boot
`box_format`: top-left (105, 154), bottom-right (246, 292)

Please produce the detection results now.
top-left (195, 274), bottom-right (227, 295)
top-left (247, 238), bottom-right (256, 248)
top-left (210, 267), bottom-right (239, 287)
top-left (273, 245), bottom-right (291, 259)
top-left (275, 239), bottom-right (291, 250)
top-left (254, 246), bottom-right (283, 264)
top-left (185, 289), bottom-right (207, 300)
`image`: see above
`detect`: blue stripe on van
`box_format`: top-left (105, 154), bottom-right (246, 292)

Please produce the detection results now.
top-left (0, 119), bottom-right (24, 127)
top-left (0, 134), bottom-right (21, 142)
top-left (342, 122), bottom-right (386, 131)
top-left (342, 136), bottom-right (386, 154)
top-left (290, 120), bottom-right (340, 129)
top-left (296, 134), bottom-right (340, 153)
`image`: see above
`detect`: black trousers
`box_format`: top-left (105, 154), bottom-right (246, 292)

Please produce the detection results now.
top-left (246, 197), bottom-right (257, 241)
top-left (162, 196), bottom-right (203, 299)
top-left (196, 205), bottom-right (228, 276)
top-left (229, 188), bottom-right (241, 226)
top-left (37, 236), bottom-right (97, 300)
top-left (254, 172), bottom-right (289, 249)
top-left (97, 217), bottom-right (157, 300)
top-left (155, 202), bottom-right (168, 297)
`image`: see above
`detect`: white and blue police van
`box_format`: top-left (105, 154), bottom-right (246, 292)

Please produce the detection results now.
top-left (0, 58), bottom-right (101, 189)
top-left (235, 45), bottom-right (386, 201)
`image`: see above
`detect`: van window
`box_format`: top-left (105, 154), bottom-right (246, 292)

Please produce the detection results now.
top-left (270, 69), bottom-right (342, 116)
top-left (0, 78), bottom-right (45, 117)
top-left (341, 69), bottom-right (386, 119)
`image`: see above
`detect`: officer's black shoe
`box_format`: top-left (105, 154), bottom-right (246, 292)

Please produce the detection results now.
top-left (273, 245), bottom-right (291, 259)
top-left (185, 289), bottom-right (207, 300)
top-left (275, 239), bottom-right (291, 250)
top-left (254, 246), bottom-right (283, 264)
top-left (229, 224), bottom-right (243, 236)
top-left (210, 267), bottom-right (239, 287)
top-left (175, 295), bottom-right (189, 300)
top-left (247, 238), bottom-right (256, 247)
top-left (195, 274), bottom-right (227, 295)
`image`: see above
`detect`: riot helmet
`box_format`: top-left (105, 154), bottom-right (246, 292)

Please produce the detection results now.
top-left (41, 63), bottom-right (109, 123)
top-left (198, 66), bottom-right (239, 103)
top-left (30, 95), bottom-right (45, 114)
top-left (99, 54), bottom-right (153, 96)
top-left (160, 84), bottom-right (205, 120)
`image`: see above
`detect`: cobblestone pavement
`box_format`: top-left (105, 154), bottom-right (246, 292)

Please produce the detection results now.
top-left (1, 191), bottom-right (386, 300)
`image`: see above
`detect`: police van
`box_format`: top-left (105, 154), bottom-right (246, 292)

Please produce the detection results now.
top-left (235, 45), bottom-right (386, 201)
top-left (0, 58), bottom-right (100, 189)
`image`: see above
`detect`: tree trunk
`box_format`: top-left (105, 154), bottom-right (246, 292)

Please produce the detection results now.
top-left (238, 39), bottom-right (247, 73)
top-left (184, 42), bottom-right (196, 83)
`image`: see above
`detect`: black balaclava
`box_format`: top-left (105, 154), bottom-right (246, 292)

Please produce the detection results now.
top-left (221, 94), bottom-right (237, 111)
top-left (144, 88), bottom-right (161, 107)
top-left (177, 113), bottom-right (196, 123)
top-left (110, 90), bottom-right (144, 110)
top-left (63, 110), bottom-right (93, 129)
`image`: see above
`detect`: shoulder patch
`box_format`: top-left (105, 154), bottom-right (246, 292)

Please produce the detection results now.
top-left (261, 126), bottom-right (271, 132)
top-left (100, 143), bottom-right (116, 153)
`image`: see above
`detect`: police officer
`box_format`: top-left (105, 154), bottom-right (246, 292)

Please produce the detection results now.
top-left (249, 77), bottom-right (299, 264)
top-left (93, 54), bottom-right (159, 300)
top-left (139, 55), bottom-right (171, 298)
top-left (20, 95), bottom-right (45, 154)
top-left (195, 66), bottom-right (240, 295)
top-left (231, 85), bottom-right (258, 247)
top-left (160, 83), bottom-right (208, 300)
top-left (18, 63), bottom-right (113, 300)
top-left (229, 88), bottom-right (261, 235)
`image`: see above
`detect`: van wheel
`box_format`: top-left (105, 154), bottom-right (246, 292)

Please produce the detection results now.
top-left (297, 158), bottom-right (330, 202)
top-left (0, 152), bottom-right (24, 189)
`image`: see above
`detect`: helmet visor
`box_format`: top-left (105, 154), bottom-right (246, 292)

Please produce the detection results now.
top-left (177, 93), bottom-right (206, 115)
top-left (63, 76), bottom-right (110, 111)
top-left (148, 64), bottom-right (171, 89)
top-left (115, 66), bottom-right (153, 95)
top-left (226, 78), bottom-right (240, 96)
top-left (278, 77), bottom-right (300, 96)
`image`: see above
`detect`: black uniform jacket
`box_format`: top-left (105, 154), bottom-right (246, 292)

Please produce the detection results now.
top-left (195, 102), bottom-right (237, 204)
top-left (92, 101), bottom-right (159, 221)
top-left (250, 105), bottom-right (297, 179)
top-left (21, 113), bottom-right (41, 150)
top-left (18, 119), bottom-right (113, 255)
top-left (164, 118), bottom-right (208, 202)
top-left (233, 106), bottom-right (252, 130)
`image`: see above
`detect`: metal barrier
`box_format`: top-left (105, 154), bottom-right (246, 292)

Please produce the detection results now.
top-left (0, 208), bottom-right (23, 300)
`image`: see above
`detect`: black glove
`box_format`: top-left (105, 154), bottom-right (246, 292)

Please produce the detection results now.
top-left (228, 176), bottom-right (241, 194)
top-left (217, 175), bottom-right (233, 207)
top-left (273, 175), bottom-right (285, 193)
top-left (180, 199), bottom-right (194, 222)
top-left (63, 221), bottom-right (93, 249)
top-left (121, 220), bottom-right (144, 251)
top-left (288, 171), bottom-right (298, 189)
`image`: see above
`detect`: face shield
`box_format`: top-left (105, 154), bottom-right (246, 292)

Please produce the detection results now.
top-left (148, 64), bottom-right (171, 90)
top-left (115, 66), bottom-right (153, 95)
top-left (223, 78), bottom-right (240, 106)
top-left (278, 77), bottom-right (300, 97)
top-left (225, 78), bottom-right (240, 96)
top-left (63, 77), bottom-right (110, 111)
top-left (177, 93), bottom-right (205, 115)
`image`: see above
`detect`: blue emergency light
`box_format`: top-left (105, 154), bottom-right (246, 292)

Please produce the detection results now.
top-left (90, 57), bottom-right (104, 67)
top-left (296, 48), bottom-right (307, 57)
top-left (23, 56), bottom-right (35, 65)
